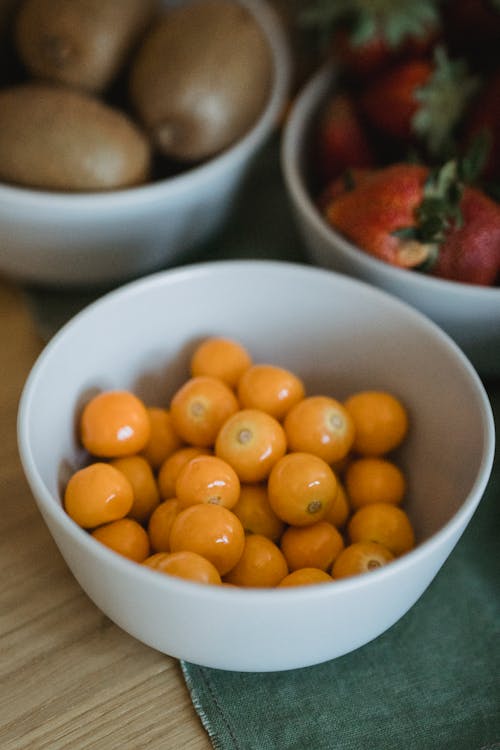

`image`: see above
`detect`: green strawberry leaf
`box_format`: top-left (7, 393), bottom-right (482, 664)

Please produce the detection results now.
top-left (412, 47), bottom-right (479, 157)
top-left (298, 0), bottom-right (440, 48)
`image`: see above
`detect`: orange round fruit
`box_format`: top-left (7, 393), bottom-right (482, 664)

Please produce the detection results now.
top-left (143, 550), bottom-right (221, 585)
top-left (344, 390), bottom-right (409, 456)
top-left (224, 534), bottom-right (288, 587)
top-left (324, 481), bottom-right (351, 529)
top-left (80, 390), bottom-right (151, 457)
top-left (215, 408), bottom-right (287, 482)
top-left (175, 454), bottom-right (240, 510)
top-left (348, 502), bottom-right (415, 556)
top-left (280, 520), bottom-right (344, 572)
top-left (91, 518), bottom-right (150, 562)
top-left (110, 454), bottom-right (160, 524)
top-left (231, 483), bottom-right (285, 541)
top-left (157, 446), bottom-right (211, 500)
top-left (284, 395), bottom-right (355, 463)
top-left (64, 462), bottom-right (134, 528)
top-left (267, 452), bottom-right (338, 526)
top-left (141, 407), bottom-right (183, 470)
top-left (277, 568), bottom-right (333, 587)
top-left (147, 498), bottom-right (179, 553)
top-left (170, 375), bottom-right (239, 447)
top-left (169, 503), bottom-right (245, 575)
top-left (331, 541), bottom-right (395, 579)
top-left (190, 336), bottom-right (252, 388)
top-left (345, 457), bottom-right (406, 510)
top-left (237, 364), bottom-right (305, 420)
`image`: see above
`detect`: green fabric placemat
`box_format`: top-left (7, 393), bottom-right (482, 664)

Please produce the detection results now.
top-left (182, 388), bottom-right (500, 750)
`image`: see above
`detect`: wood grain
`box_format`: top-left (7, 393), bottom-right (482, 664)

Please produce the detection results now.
top-left (0, 279), bottom-right (210, 750)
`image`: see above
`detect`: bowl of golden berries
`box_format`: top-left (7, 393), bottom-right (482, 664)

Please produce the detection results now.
top-left (18, 260), bottom-right (494, 671)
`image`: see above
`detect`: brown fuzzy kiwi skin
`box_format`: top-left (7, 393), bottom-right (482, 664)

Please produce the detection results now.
top-left (129, 0), bottom-right (273, 163)
top-left (15, 0), bottom-right (159, 94)
top-left (0, 83), bottom-right (151, 191)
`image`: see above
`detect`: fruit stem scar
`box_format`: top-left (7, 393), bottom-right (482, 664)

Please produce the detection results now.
top-left (190, 401), bottom-right (205, 418)
top-left (307, 500), bottom-right (323, 514)
top-left (237, 428), bottom-right (252, 444)
top-left (367, 559), bottom-right (381, 569)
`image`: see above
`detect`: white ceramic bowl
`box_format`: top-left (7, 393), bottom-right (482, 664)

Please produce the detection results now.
top-left (17, 260), bottom-right (494, 672)
top-left (281, 64), bottom-right (500, 377)
top-left (0, 0), bottom-right (290, 287)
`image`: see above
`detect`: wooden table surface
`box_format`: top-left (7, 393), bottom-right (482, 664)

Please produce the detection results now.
top-left (0, 278), bottom-right (210, 750)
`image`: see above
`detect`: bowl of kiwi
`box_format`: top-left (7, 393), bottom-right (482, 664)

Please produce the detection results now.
top-left (0, 0), bottom-right (291, 286)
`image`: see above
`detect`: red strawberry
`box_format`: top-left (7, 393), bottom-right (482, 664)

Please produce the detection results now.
top-left (361, 60), bottom-right (432, 141)
top-left (332, 23), bottom-right (438, 82)
top-left (314, 93), bottom-right (375, 183)
top-left (432, 187), bottom-right (500, 285)
top-left (361, 48), bottom-right (478, 157)
top-left (318, 168), bottom-right (375, 211)
top-left (322, 159), bottom-right (500, 285)
top-left (300, 0), bottom-right (441, 82)
top-left (323, 163), bottom-right (430, 267)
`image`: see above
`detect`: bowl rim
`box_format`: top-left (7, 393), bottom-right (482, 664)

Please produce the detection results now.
top-left (17, 259), bottom-right (496, 603)
top-left (281, 62), bottom-right (500, 299)
top-left (0, 0), bottom-right (291, 210)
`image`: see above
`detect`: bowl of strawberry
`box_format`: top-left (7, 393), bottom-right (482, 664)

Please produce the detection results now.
top-left (282, 0), bottom-right (500, 377)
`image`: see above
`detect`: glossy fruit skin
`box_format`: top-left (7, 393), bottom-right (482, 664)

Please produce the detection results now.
top-left (80, 390), bottom-right (151, 458)
top-left (143, 550), bottom-right (221, 585)
top-left (170, 375), bottom-right (239, 447)
top-left (237, 364), bottom-right (305, 421)
top-left (284, 395), bottom-right (355, 464)
top-left (231, 483), bottom-right (285, 541)
top-left (169, 503), bottom-right (245, 575)
top-left (157, 446), bottom-right (211, 500)
top-left (324, 164), bottom-right (429, 268)
top-left (141, 407), bottom-right (183, 470)
top-left (331, 541), bottom-right (395, 579)
top-left (345, 457), bottom-right (406, 510)
top-left (332, 24), bottom-right (438, 83)
top-left (277, 568), bottom-right (333, 587)
top-left (324, 481), bottom-right (351, 529)
top-left (224, 534), bottom-right (289, 588)
top-left (348, 502), bottom-right (415, 556)
top-left (215, 409), bottom-right (287, 483)
top-left (280, 521), bottom-right (345, 572)
top-left (314, 93), bottom-right (375, 183)
top-left (432, 186), bottom-right (500, 286)
top-left (361, 60), bottom-right (433, 142)
top-left (267, 452), bottom-right (338, 527)
top-left (110, 454), bottom-right (160, 525)
top-left (344, 390), bottom-right (409, 457)
top-left (190, 336), bottom-right (252, 388)
top-left (175, 454), bottom-right (240, 510)
top-left (64, 462), bottom-right (134, 528)
top-left (147, 498), bottom-right (179, 553)
top-left (91, 518), bottom-right (150, 562)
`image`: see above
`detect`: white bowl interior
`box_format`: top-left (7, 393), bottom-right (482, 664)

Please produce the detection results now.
top-left (18, 261), bottom-right (495, 670)
top-left (281, 65), bottom-right (500, 376)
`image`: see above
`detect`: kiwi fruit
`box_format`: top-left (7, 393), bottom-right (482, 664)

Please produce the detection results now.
top-left (15, 0), bottom-right (159, 93)
top-left (0, 83), bottom-right (151, 191)
top-left (129, 0), bottom-right (274, 163)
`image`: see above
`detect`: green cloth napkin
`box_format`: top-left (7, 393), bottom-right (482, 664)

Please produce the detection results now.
top-left (182, 387), bottom-right (500, 750)
top-left (21, 134), bottom-right (500, 750)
